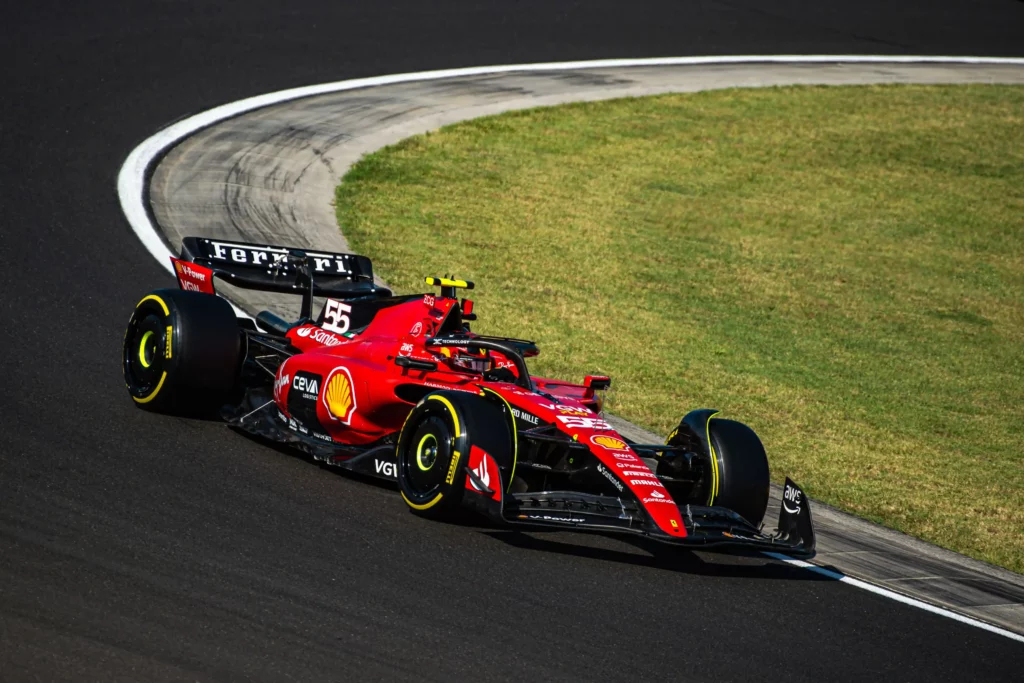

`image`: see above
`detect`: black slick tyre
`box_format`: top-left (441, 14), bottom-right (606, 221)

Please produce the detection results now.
top-left (396, 390), bottom-right (514, 519)
top-left (706, 418), bottom-right (771, 527)
top-left (122, 288), bottom-right (241, 415)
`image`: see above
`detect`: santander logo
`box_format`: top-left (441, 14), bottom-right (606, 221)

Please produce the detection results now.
top-left (295, 325), bottom-right (343, 346)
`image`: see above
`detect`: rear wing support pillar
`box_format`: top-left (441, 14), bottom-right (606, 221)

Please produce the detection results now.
top-left (287, 249), bottom-right (315, 321)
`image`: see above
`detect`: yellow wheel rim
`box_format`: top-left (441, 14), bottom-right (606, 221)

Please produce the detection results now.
top-left (416, 433), bottom-right (438, 471)
top-left (138, 330), bottom-right (154, 368)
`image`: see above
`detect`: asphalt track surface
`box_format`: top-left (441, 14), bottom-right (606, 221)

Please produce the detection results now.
top-left (2, 1), bottom-right (1023, 680)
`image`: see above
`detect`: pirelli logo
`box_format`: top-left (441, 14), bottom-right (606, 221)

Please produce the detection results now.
top-left (445, 450), bottom-right (462, 485)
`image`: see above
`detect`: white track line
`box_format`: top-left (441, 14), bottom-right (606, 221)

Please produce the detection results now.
top-left (116, 54), bottom-right (1024, 644)
top-left (116, 53), bottom-right (1024, 278)
top-left (763, 553), bottom-right (1024, 644)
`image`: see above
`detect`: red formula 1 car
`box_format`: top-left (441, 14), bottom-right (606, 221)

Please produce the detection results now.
top-left (123, 237), bottom-right (815, 557)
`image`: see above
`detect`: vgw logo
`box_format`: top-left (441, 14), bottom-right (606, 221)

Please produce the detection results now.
top-left (374, 459), bottom-right (396, 478)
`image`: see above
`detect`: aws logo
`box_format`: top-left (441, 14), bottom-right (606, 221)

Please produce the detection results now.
top-left (323, 366), bottom-right (357, 425)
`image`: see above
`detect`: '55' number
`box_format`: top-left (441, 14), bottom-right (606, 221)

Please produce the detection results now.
top-left (323, 298), bottom-right (352, 334)
top-left (556, 415), bottom-right (612, 430)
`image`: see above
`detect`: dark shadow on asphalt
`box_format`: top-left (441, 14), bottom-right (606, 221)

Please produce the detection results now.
top-left (482, 529), bottom-right (834, 581)
top-left (231, 425), bottom-right (399, 486)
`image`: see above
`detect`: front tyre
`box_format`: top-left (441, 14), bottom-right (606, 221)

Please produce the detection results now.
top-left (396, 391), bottom-right (514, 519)
top-left (669, 412), bottom-right (770, 527)
top-left (123, 289), bottom-right (241, 414)
top-left (399, 410), bottom-right (461, 515)
top-left (707, 418), bottom-right (771, 527)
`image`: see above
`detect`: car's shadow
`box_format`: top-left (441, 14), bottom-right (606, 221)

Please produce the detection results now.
top-left (480, 529), bottom-right (832, 581)
top-left (234, 427), bottom-right (830, 582)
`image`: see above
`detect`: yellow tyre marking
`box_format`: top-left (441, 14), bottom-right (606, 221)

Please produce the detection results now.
top-left (401, 491), bottom-right (444, 511)
top-left (396, 407), bottom-right (416, 454)
top-left (165, 325), bottom-right (173, 359)
top-left (427, 394), bottom-right (460, 437)
top-left (132, 371), bottom-right (167, 404)
top-left (137, 294), bottom-right (170, 316)
top-left (138, 331), bottom-right (153, 368)
top-left (480, 387), bottom-right (518, 490)
top-left (445, 449), bottom-right (462, 485)
top-left (395, 401), bottom-right (423, 485)
top-left (705, 411), bottom-right (721, 504)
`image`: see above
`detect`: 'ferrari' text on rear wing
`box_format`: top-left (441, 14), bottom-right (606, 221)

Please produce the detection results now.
top-left (176, 237), bottom-right (391, 317)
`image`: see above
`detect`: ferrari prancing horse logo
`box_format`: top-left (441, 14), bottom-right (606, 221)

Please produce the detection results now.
top-left (323, 367), bottom-right (357, 425)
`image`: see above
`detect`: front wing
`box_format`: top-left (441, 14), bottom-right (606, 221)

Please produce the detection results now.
top-left (467, 475), bottom-right (816, 558)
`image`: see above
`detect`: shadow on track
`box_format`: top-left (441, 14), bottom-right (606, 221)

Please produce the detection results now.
top-left (482, 529), bottom-right (832, 581)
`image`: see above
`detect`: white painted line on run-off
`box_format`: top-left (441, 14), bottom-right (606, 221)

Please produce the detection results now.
top-left (117, 54), bottom-right (1024, 279)
top-left (763, 553), bottom-right (1024, 644)
top-left (117, 54), bottom-right (1024, 644)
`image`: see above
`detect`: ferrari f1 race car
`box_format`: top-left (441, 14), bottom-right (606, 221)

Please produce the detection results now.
top-left (123, 237), bottom-right (815, 557)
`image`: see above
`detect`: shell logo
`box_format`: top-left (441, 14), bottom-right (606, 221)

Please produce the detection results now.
top-left (591, 435), bottom-right (628, 450)
top-left (174, 261), bottom-right (183, 274)
top-left (323, 367), bottom-right (357, 424)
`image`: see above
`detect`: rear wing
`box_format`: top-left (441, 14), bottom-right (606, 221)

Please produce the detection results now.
top-left (173, 237), bottom-right (391, 318)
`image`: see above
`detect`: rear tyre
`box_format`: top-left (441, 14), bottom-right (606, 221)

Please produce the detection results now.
top-left (706, 418), bottom-right (771, 527)
top-left (123, 289), bottom-right (241, 415)
top-left (396, 391), bottom-right (514, 519)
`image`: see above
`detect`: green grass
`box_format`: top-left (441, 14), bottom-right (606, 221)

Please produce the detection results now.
top-left (335, 84), bottom-right (1024, 572)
